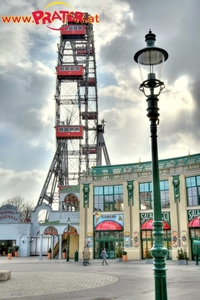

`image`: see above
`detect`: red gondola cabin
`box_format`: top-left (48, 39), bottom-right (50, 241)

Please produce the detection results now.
top-left (81, 112), bottom-right (97, 120)
top-left (60, 25), bottom-right (86, 39)
top-left (76, 47), bottom-right (94, 55)
top-left (80, 78), bottom-right (96, 86)
top-left (56, 126), bottom-right (83, 139)
top-left (82, 145), bottom-right (97, 154)
top-left (56, 65), bottom-right (84, 80)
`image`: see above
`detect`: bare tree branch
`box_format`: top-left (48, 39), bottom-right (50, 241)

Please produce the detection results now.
top-left (2, 196), bottom-right (35, 222)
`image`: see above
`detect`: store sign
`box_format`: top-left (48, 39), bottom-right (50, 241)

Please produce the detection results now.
top-left (0, 205), bottom-right (21, 223)
top-left (140, 212), bottom-right (170, 224)
top-left (93, 213), bottom-right (123, 227)
top-left (188, 209), bottom-right (200, 221)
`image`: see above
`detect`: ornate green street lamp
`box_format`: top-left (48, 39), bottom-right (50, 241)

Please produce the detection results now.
top-left (66, 217), bottom-right (71, 262)
top-left (134, 30), bottom-right (169, 300)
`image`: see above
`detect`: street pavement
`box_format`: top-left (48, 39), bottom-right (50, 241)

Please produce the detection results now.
top-left (0, 256), bottom-right (200, 300)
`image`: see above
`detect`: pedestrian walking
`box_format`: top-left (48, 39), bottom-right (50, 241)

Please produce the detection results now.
top-left (101, 248), bottom-right (108, 265)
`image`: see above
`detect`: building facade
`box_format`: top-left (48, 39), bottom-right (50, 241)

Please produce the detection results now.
top-left (80, 153), bottom-right (200, 261)
top-left (1, 153), bottom-right (200, 261)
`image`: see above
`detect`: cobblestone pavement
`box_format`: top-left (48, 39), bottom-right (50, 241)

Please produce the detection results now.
top-left (0, 257), bottom-right (200, 300)
top-left (0, 257), bottom-right (119, 299)
top-left (0, 271), bottom-right (118, 299)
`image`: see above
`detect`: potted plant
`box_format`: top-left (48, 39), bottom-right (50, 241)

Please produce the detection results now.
top-left (177, 248), bottom-right (189, 265)
top-left (122, 250), bottom-right (128, 261)
top-left (145, 250), bottom-right (153, 264)
top-left (115, 247), bottom-right (123, 262)
top-left (48, 247), bottom-right (52, 259)
top-left (7, 246), bottom-right (13, 260)
top-left (62, 248), bottom-right (66, 259)
top-left (14, 245), bottom-right (19, 257)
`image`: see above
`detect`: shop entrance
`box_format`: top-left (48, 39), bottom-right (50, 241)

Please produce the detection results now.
top-left (98, 241), bottom-right (115, 258)
top-left (94, 231), bottom-right (124, 259)
top-left (141, 230), bottom-right (172, 259)
top-left (0, 240), bottom-right (16, 255)
top-left (190, 228), bottom-right (200, 260)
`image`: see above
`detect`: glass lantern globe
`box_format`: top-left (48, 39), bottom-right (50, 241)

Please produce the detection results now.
top-left (134, 30), bottom-right (168, 84)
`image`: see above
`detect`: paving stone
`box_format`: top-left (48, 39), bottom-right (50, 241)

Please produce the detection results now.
top-left (0, 270), bottom-right (11, 281)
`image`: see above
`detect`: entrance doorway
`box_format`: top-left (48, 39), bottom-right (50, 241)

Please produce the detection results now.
top-left (0, 240), bottom-right (15, 255)
top-left (141, 230), bottom-right (172, 259)
top-left (99, 241), bottom-right (115, 258)
top-left (94, 231), bottom-right (124, 259)
top-left (190, 228), bottom-right (200, 260)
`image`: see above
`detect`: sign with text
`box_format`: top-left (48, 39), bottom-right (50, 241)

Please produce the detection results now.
top-left (0, 205), bottom-right (21, 223)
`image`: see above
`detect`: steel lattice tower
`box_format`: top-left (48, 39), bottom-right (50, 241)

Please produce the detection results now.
top-left (37, 15), bottom-right (110, 206)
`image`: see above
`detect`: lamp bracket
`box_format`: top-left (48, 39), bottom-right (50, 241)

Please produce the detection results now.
top-left (139, 79), bottom-right (165, 97)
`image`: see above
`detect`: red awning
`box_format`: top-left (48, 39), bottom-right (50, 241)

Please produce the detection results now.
top-left (188, 217), bottom-right (200, 228)
top-left (141, 219), bottom-right (170, 230)
top-left (95, 220), bottom-right (123, 231)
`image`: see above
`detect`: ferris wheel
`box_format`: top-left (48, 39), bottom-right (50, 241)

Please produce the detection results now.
top-left (37, 14), bottom-right (110, 206)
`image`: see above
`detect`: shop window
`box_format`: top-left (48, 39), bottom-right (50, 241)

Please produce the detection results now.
top-left (94, 185), bottom-right (123, 212)
top-left (190, 228), bottom-right (200, 238)
top-left (160, 181), bottom-right (170, 208)
top-left (186, 176), bottom-right (200, 206)
top-left (94, 195), bottom-right (103, 211)
top-left (139, 183), bottom-right (153, 210)
top-left (139, 181), bottom-right (169, 210)
top-left (141, 229), bottom-right (171, 259)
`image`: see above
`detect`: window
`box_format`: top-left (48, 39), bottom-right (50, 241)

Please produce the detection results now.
top-left (139, 182), bottom-right (152, 210)
top-left (104, 186), bottom-right (113, 194)
top-left (58, 127), bottom-right (63, 132)
top-left (94, 185), bottom-right (123, 212)
top-left (139, 181), bottom-right (169, 210)
top-left (186, 176), bottom-right (200, 206)
top-left (94, 186), bottom-right (103, 195)
top-left (94, 195), bottom-right (103, 211)
top-left (160, 181), bottom-right (170, 208)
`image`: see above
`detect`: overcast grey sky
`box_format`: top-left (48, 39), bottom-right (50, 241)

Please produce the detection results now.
top-left (0, 0), bottom-right (200, 205)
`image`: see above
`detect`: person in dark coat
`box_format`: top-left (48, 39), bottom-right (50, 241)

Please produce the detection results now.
top-left (101, 248), bottom-right (108, 265)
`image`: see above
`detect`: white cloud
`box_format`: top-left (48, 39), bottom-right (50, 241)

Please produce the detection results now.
top-left (0, 168), bottom-right (46, 205)
top-left (0, 0), bottom-right (200, 207)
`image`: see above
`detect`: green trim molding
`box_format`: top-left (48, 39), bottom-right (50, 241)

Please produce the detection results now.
top-left (172, 175), bottom-right (180, 202)
top-left (127, 180), bottom-right (134, 206)
top-left (83, 184), bottom-right (90, 207)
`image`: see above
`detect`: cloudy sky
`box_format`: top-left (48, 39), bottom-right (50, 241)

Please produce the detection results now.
top-left (0, 0), bottom-right (200, 206)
